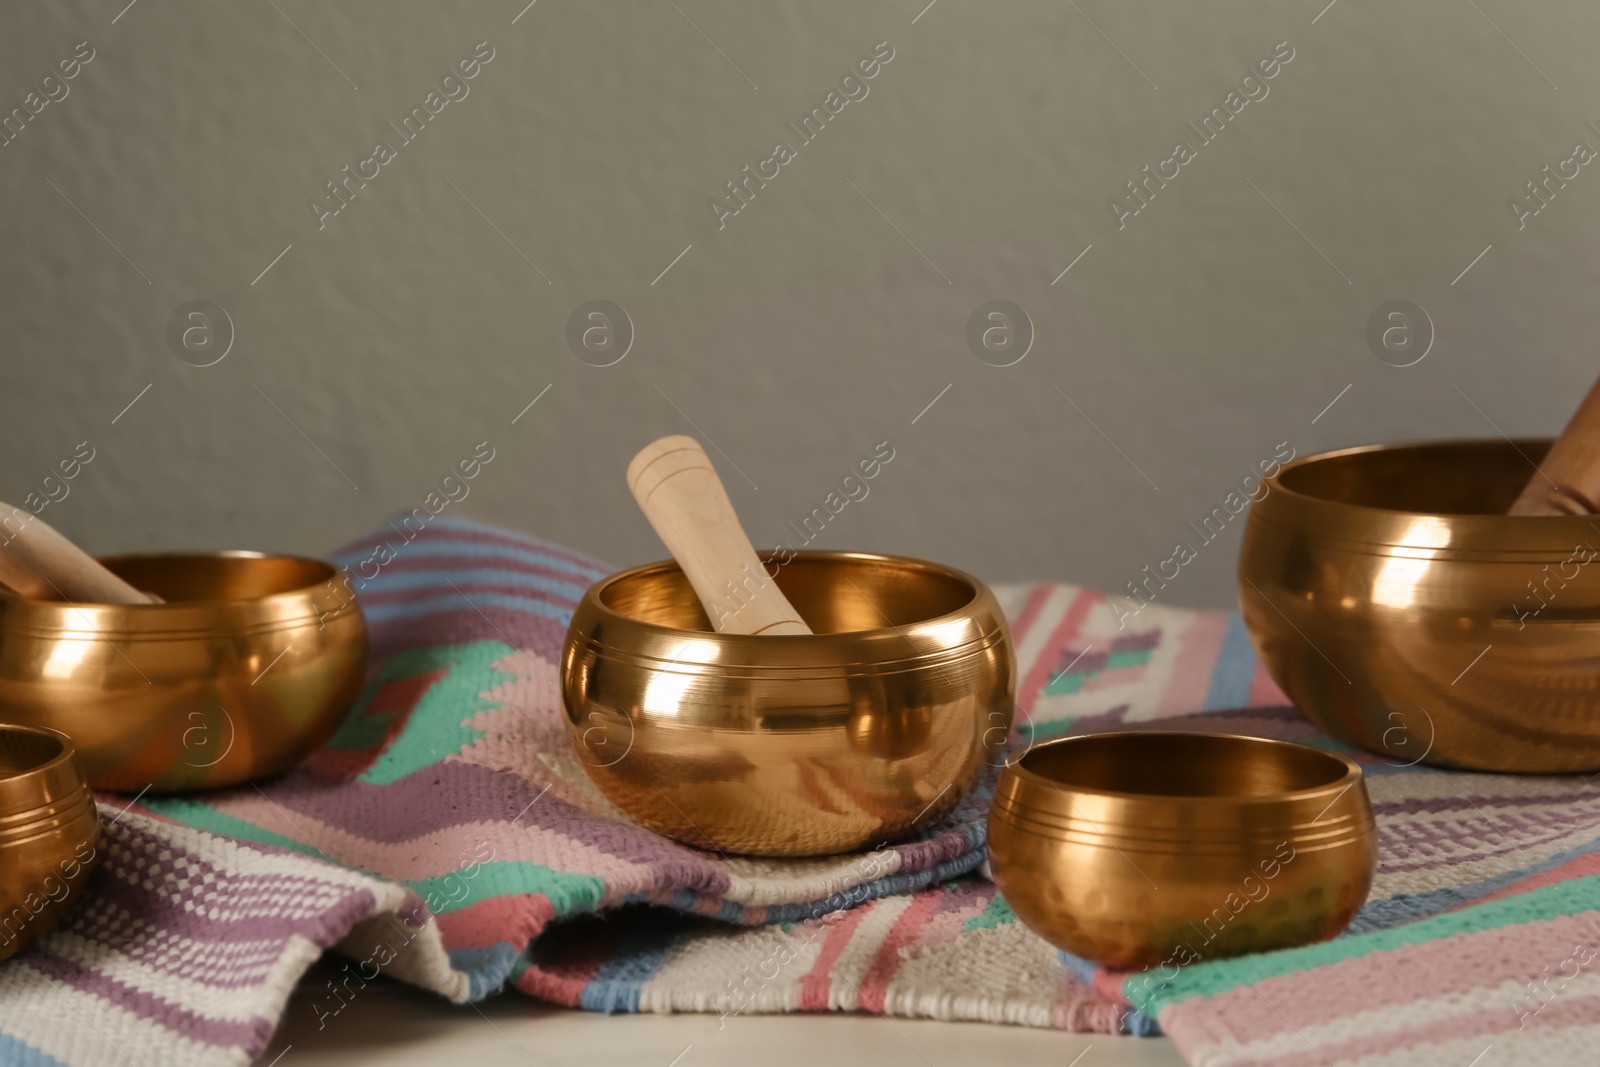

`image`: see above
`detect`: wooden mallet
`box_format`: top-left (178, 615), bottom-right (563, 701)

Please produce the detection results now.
top-left (0, 503), bottom-right (157, 604)
top-left (627, 436), bottom-right (811, 635)
top-left (1509, 377), bottom-right (1600, 516)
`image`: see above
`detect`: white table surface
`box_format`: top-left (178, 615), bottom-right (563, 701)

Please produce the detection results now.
top-left (258, 958), bottom-right (1185, 1066)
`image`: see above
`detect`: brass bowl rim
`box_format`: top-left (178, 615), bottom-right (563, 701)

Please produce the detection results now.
top-left (0, 550), bottom-right (350, 636)
top-left (0, 550), bottom-right (338, 607)
top-left (1004, 731), bottom-right (1362, 808)
top-left (0, 725), bottom-right (94, 834)
top-left (0, 724), bottom-right (79, 788)
top-left (1270, 437), bottom-right (1564, 521)
top-left (584, 550), bottom-right (995, 649)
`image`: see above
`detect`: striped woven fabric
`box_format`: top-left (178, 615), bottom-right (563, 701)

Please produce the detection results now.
top-left (1, 516), bottom-right (1593, 1065)
top-left (1064, 704), bottom-right (1600, 1064)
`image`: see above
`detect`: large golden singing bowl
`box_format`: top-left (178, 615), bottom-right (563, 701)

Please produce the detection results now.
top-left (0, 552), bottom-right (367, 792)
top-left (988, 732), bottom-right (1375, 973)
top-left (562, 551), bottom-right (1014, 856)
top-left (0, 725), bottom-right (100, 962)
top-left (1241, 438), bottom-right (1600, 773)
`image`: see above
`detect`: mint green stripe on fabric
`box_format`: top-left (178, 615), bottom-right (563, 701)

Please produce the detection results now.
top-left (410, 862), bottom-right (604, 916)
top-left (1128, 872), bottom-right (1600, 1017)
top-left (143, 796), bottom-right (318, 857)
top-left (964, 893), bottom-right (1018, 934)
top-left (1044, 648), bottom-right (1152, 697)
top-left (143, 796), bottom-right (606, 918)
top-left (355, 640), bottom-right (520, 785)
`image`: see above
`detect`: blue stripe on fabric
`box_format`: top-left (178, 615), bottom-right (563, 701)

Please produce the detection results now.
top-left (333, 567), bottom-right (588, 603)
top-left (1056, 951), bottom-right (1097, 984)
top-left (333, 539), bottom-right (608, 581)
top-left (662, 888), bottom-right (748, 923)
top-left (1123, 1009), bottom-right (1161, 1035)
top-left (1055, 951), bottom-right (1162, 1036)
top-left (444, 942), bottom-right (523, 999)
top-left (758, 844), bottom-right (989, 925)
top-left (579, 924), bottom-right (681, 1014)
top-left (1347, 831), bottom-right (1600, 935)
top-left (0, 1031), bottom-right (71, 1067)
top-left (355, 592), bottom-right (576, 626)
top-left (1202, 611), bottom-right (1257, 711)
top-left (425, 516), bottom-right (612, 570)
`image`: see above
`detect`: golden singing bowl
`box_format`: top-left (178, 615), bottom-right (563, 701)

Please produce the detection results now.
top-left (0, 552), bottom-right (367, 793)
top-left (1242, 438), bottom-right (1600, 772)
top-left (988, 732), bottom-right (1376, 972)
top-left (562, 551), bottom-right (1015, 856)
top-left (0, 725), bottom-right (100, 962)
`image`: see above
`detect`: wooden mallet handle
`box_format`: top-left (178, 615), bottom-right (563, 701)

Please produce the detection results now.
top-left (627, 436), bottom-right (811, 635)
top-left (1510, 377), bottom-right (1600, 516)
top-left (0, 502), bottom-right (154, 604)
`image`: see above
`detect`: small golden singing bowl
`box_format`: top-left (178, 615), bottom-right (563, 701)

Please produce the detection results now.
top-left (988, 732), bottom-right (1376, 972)
top-left (562, 551), bottom-right (1015, 856)
top-left (0, 552), bottom-right (367, 793)
top-left (0, 725), bottom-right (100, 962)
top-left (1242, 438), bottom-right (1600, 773)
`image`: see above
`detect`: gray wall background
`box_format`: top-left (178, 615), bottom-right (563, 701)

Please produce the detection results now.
top-left (2, 0), bottom-right (1596, 609)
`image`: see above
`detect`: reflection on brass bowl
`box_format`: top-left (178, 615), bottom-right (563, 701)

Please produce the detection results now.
top-left (562, 552), bottom-right (1015, 856)
top-left (1241, 438), bottom-right (1600, 772)
top-left (0, 725), bottom-right (100, 962)
top-left (0, 553), bottom-right (367, 793)
top-left (988, 732), bottom-right (1376, 972)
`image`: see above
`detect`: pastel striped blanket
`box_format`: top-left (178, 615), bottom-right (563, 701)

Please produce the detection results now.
top-left (0, 517), bottom-right (1592, 1066)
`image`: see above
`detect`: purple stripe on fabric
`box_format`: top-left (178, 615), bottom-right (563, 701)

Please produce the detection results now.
top-left (24, 951), bottom-right (274, 1051)
top-left (361, 607), bottom-right (570, 660)
top-left (259, 764), bottom-right (733, 895)
top-left (1379, 835), bottom-right (1582, 875)
top-left (1372, 792), bottom-right (1600, 817)
top-left (1062, 703), bottom-right (1132, 733)
top-left (87, 865), bottom-right (379, 950)
top-left (890, 827), bottom-right (982, 872)
top-left (425, 517), bottom-right (613, 571)
top-left (929, 877), bottom-right (994, 918)
top-left (335, 516), bottom-right (611, 575)
top-left (345, 554), bottom-right (591, 594)
top-left (1108, 631), bottom-right (1160, 652)
top-left (357, 584), bottom-right (580, 617)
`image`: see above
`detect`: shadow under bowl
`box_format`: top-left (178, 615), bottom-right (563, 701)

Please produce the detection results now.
top-left (561, 551), bottom-right (1015, 857)
top-left (1241, 438), bottom-right (1600, 772)
top-left (0, 552), bottom-right (368, 792)
top-left (988, 732), bottom-right (1376, 973)
top-left (0, 724), bottom-right (100, 962)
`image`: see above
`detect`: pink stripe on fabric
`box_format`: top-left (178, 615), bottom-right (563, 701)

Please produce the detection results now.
top-left (1054, 985), bottom-right (1136, 1033)
top-left (1016, 589), bottom-right (1100, 718)
top-left (1008, 583), bottom-right (1053, 648)
top-left (1162, 909), bottom-right (1600, 1048)
top-left (1091, 966), bottom-right (1128, 1002)
top-left (435, 893), bottom-right (556, 950)
top-left (1157, 611), bottom-right (1226, 717)
top-left (1458, 852), bottom-right (1600, 910)
top-left (856, 892), bottom-right (945, 1014)
top-left (1198, 984), bottom-right (1600, 1067)
top-left (516, 921), bottom-right (619, 1007)
top-left (205, 794), bottom-right (658, 892)
top-left (1248, 662), bottom-right (1288, 705)
top-left (798, 907), bottom-right (872, 1011)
